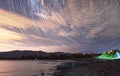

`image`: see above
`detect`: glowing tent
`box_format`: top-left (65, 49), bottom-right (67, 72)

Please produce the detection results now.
top-left (96, 50), bottom-right (120, 60)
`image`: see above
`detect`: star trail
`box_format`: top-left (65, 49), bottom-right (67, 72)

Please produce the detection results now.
top-left (0, 0), bottom-right (120, 53)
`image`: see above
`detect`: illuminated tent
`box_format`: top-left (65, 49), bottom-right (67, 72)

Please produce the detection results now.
top-left (96, 50), bottom-right (120, 60)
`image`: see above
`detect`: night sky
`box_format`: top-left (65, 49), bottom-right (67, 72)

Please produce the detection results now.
top-left (0, 0), bottom-right (120, 53)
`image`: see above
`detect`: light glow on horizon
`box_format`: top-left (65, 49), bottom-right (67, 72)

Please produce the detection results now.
top-left (96, 51), bottom-right (120, 60)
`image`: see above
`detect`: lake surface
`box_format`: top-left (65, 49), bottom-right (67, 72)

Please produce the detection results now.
top-left (0, 60), bottom-right (68, 76)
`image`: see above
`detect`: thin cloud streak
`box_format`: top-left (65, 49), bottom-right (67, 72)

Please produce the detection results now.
top-left (0, 0), bottom-right (120, 53)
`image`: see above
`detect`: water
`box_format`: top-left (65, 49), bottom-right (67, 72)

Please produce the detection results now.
top-left (0, 60), bottom-right (67, 76)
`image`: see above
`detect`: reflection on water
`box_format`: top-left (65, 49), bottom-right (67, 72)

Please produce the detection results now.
top-left (0, 60), bottom-right (66, 76)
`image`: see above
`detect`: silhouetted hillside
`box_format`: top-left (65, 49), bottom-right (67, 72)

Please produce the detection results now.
top-left (0, 50), bottom-right (48, 59)
top-left (0, 50), bottom-right (99, 60)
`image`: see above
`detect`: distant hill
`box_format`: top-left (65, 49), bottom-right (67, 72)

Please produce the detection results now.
top-left (0, 50), bottom-right (70, 59)
top-left (0, 50), bottom-right (99, 60)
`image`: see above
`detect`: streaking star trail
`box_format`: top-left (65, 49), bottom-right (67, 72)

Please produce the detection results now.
top-left (0, 0), bottom-right (120, 53)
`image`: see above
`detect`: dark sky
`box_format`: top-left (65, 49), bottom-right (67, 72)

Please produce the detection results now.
top-left (0, 0), bottom-right (120, 53)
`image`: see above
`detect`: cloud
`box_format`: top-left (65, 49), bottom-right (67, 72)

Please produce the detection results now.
top-left (0, 0), bottom-right (120, 53)
top-left (0, 9), bottom-right (36, 28)
top-left (0, 28), bottom-right (23, 43)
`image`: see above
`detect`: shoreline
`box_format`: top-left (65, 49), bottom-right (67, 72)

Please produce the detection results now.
top-left (54, 59), bottom-right (120, 76)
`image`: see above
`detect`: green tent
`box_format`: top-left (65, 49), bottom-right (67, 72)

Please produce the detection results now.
top-left (96, 50), bottom-right (120, 60)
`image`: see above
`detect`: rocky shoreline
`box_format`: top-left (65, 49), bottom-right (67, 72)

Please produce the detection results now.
top-left (54, 59), bottom-right (120, 76)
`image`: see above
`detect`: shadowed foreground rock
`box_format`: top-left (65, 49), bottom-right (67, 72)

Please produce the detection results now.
top-left (54, 59), bottom-right (120, 76)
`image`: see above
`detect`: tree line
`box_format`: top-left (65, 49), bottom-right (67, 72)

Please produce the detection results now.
top-left (19, 53), bottom-right (100, 60)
